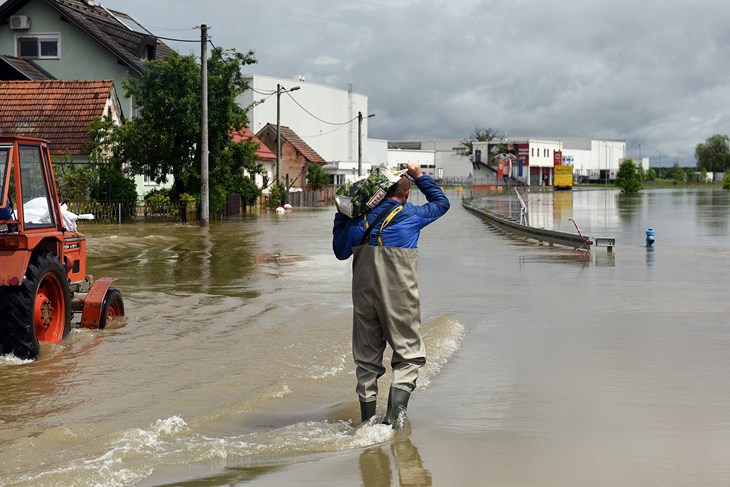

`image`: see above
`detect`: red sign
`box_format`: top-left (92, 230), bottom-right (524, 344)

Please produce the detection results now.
top-left (554, 150), bottom-right (562, 166)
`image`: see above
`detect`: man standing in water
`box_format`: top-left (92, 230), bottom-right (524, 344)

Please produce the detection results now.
top-left (332, 163), bottom-right (450, 427)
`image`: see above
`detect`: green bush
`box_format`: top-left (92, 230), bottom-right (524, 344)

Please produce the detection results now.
top-left (268, 184), bottom-right (286, 208)
top-left (307, 163), bottom-right (330, 190)
top-left (615, 159), bottom-right (642, 194)
top-left (210, 185), bottom-right (228, 216)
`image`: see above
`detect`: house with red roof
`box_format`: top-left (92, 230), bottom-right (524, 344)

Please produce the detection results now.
top-left (231, 127), bottom-right (276, 193)
top-left (0, 0), bottom-right (173, 119)
top-left (0, 0), bottom-right (175, 197)
top-left (256, 123), bottom-right (326, 190)
top-left (0, 79), bottom-right (122, 161)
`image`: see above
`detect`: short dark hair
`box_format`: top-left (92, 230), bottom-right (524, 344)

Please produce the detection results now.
top-left (386, 176), bottom-right (410, 199)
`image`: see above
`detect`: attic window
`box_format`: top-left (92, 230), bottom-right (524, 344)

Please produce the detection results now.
top-left (16, 33), bottom-right (60, 59)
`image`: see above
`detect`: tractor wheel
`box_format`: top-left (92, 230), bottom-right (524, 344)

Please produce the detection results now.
top-left (98, 288), bottom-right (124, 330)
top-left (0, 253), bottom-right (72, 359)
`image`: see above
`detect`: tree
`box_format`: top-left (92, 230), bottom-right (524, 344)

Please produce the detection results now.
top-left (695, 134), bottom-right (730, 173)
top-left (307, 163), bottom-right (330, 190)
top-left (615, 159), bottom-right (642, 193)
top-left (86, 115), bottom-right (137, 201)
top-left (104, 47), bottom-right (257, 199)
top-left (667, 163), bottom-right (688, 183)
top-left (455, 127), bottom-right (501, 158)
top-left (54, 158), bottom-right (97, 201)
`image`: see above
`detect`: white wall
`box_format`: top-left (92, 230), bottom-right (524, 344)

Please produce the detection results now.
top-left (387, 149), bottom-right (436, 176)
top-left (590, 139), bottom-right (627, 179)
top-left (239, 75), bottom-right (375, 166)
top-left (367, 138), bottom-right (388, 166)
top-left (527, 139), bottom-right (563, 167)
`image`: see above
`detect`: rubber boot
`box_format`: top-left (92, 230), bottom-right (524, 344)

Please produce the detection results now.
top-left (360, 399), bottom-right (377, 423)
top-left (383, 386), bottom-right (410, 427)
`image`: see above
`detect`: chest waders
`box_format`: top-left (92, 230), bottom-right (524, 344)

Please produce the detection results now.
top-left (351, 204), bottom-right (425, 425)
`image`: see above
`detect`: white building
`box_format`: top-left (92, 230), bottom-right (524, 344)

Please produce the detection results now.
top-left (238, 75), bottom-right (386, 185)
top-left (387, 139), bottom-right (472, 181)
top-left (559, 137), bottom-right (632, 182)
top-left (465, 137), bottom-right (634, 185)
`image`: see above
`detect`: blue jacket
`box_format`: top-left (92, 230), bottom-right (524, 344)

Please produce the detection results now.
top-left (0, 203), bottom-right (12, 220)
top-left (332, 175), bottom-right (450, 260)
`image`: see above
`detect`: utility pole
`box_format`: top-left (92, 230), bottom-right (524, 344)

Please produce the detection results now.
top-left (275, 84), bottom-right (300, 186)
top-left (200, 24), bottom-right (209, 226)
top-left (357, 111), bottom-right (362, 177)
top-left (276, 83), bottom-right (282, 186)
top-left (358, 111), bottom-right (375, 177)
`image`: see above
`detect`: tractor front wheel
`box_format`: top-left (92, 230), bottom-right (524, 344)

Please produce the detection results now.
top-left (98, 288), bottom-right (124, 330)
top-left (0, 253), bottom-right (72, 359)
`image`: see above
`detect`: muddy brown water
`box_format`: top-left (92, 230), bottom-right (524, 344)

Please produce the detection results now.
top-left (1, 187), bottom-right (729, 486)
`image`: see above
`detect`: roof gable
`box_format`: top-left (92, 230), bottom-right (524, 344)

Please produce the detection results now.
top-left (231, 128), bottom-right (276, 160)
top-left (257, 123), bottom-right (326, 164)
top-left (0, 79), bottom-right (119, 155)
top-left (0, 54), bottom-right (55, 80)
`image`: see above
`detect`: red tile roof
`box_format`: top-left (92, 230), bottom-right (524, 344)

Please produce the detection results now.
top-left (279, 125), bottom-right (326, 164)
top-left (0, 79), bottom-right (117, 155)
top-left (231, 127), bottom-right (275, 160)
top-left (256, 123), bottom-right (326, 164)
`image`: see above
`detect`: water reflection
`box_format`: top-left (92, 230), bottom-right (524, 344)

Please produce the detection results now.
top-left (86, 223), bottom-right (261, 298)
top-left (646, 247), bottom-right (655, 266)
top-left (359, 434), bottom-right (432, 487)
top-left (552, 191), bottom-right (574, 223)
top-left (695, 188), bottom-right (730, 235)
top-left (615, 193), bottom-right (641, 225)
top-left (594, 250), bottom-right (616, 267)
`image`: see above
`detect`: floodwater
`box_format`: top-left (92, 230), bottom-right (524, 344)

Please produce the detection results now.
top-left (1, 187), bottom-right (730, 486)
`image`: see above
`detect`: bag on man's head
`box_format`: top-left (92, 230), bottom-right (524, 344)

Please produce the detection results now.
top-left (335, 164), bottom-right (405, 218)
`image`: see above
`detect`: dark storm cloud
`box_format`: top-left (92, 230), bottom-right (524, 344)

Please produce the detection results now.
top-left (104, 0), bottom-right (730, 165)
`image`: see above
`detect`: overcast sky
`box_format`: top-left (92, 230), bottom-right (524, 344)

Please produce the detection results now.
top-left (102, 0), bottom-right (730, 166)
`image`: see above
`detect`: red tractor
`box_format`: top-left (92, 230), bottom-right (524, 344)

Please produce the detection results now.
top-left (0, 136), bottom-right (124, 360)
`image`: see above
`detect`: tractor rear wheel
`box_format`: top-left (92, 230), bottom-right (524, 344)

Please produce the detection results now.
top-left (0, 253), bottom-right (72, 359)
top-left (98, 288), bottom-right (124, 330)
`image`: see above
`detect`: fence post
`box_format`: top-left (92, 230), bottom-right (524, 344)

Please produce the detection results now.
top-left (118, 203), bottom-right (122, 224)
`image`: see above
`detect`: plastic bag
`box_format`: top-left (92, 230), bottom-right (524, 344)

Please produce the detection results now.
top-left (335, 164), bottom-right (406, 218)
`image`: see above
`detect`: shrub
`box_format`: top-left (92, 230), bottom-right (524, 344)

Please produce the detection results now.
top-left (615, 159), bottom-right (642, 194)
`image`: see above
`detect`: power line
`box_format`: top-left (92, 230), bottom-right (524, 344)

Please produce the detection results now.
top-left (153, 24), bottom-right (206, 43)
top-left (144, 25), bottom-right (199, 33)
top-left (298, 123), bottom-right (351, 139)
top-left (285, 90), bottom-right (357, 126)
top-left (155, 34), bottom-right (199, 43)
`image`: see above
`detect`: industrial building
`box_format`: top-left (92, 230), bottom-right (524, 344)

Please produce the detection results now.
top-left (238, 75), bottom-right (387, 186)
top-left (239, 76), bottom-right (645, 187)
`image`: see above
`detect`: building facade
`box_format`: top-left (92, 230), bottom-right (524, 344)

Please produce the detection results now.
top-left (238, 75), bottom-right (386, 184)
top-left (0, 0), bottom-right (174, 198)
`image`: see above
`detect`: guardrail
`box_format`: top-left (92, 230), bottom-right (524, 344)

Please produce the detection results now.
top-left (462, 201), bottom-right (611, 251)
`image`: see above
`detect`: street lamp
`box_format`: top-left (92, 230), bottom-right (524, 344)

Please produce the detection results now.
top-left (276, 84), bottom-right (300, 186)
top-left (358, 111), bottom-right (375, 176)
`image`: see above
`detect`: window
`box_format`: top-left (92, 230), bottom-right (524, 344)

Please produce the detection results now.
top-left (16, 34), bottom-right (60, 59)
top-left (19, 145), bottom-right (55, 228)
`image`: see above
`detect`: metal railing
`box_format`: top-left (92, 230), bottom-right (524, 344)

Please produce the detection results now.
top-left (66, 200), bottom-right (198, 224)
